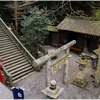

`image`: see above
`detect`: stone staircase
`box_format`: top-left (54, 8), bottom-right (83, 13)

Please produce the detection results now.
top-left (0, 19), bottom-right (35, 86)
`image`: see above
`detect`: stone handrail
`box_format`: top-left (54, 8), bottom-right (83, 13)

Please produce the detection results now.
top-left (0, 18), bottom-right (36, 86)
top-left (0, 17), bottom-right (76, 86)
top-left (2, 65), bottom-right (13, 86)
top-left (0, 18), bottom-right (36, 67)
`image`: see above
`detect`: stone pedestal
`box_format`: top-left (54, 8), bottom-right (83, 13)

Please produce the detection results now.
top-left (78, 64), bottom-right (86, 70)
top-left (41, 80), bottom-right (64, 99)
top-left (71, 71), bottom-right (88, 88)
top-left (0, 82), bottom-right (13, 99)
top-left (94, 68), bottom-right (100, 88)
top-left (98, 94), bottom-right (100, 99)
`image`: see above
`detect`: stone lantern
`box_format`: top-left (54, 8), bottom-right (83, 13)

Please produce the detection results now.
top-left (71, 71), bottom-right (88, 88)
top-left (41, 80), bottom-right (64, 99)
top-left (76, 53), bottom-right (88, 70)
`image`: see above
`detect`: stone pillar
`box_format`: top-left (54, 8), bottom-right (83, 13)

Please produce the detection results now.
top-left (63, 47), bottom-right (69, 84)
top-left (46, 59), bottom-right (51, 87)
top-left (94, 68), bottom-right (100, 87)
top-left (63, 59), bottom-right (68, 84)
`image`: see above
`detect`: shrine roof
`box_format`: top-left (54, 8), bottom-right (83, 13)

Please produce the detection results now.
top-left (57, 16), bottom-right (100, 36)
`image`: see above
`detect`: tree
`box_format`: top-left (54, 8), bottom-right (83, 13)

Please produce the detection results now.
top-left (2, 1), bottom-right (97, 27)
top-left (36, 1), bottom-right (96, 25)
top-left (2, 1), bottom-right (36, 35)
top-left (20, 6), bottom-right (52, 58)
top-left (93, 9), bottom-right (100, 18)
top-left (92, 1), bottom-right (100, 18)
top-left (14, 1), bottom-right (18, 33)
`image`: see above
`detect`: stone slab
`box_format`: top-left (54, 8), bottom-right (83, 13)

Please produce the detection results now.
top-left (0, 82), bottom-right (13, 99)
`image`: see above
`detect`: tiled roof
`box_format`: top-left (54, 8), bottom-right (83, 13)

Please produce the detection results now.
top-left (93, 48), bottom-right (100, 56)
top-left (47, 26), bottom-right (58, 32)
top-left (57, 16), bottom-right (100, 36)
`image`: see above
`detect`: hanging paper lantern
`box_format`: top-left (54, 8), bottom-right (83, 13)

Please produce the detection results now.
top-left (51, 68), bottom-right (54, 75)
top-left (56, 65), bottom-right (58, 71)
top-left (64, 59), bottom-right (66, 65)
top-left (58, 64), bottom-right (61, 69)
top-left (53, 67), bottom-right (56, 74)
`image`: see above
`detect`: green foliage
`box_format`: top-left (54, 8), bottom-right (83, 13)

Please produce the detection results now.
top-left (93, 9), bottom-right (100, 18)
top-left (92, 9), bottom-right (100, 29)
top-left (71, 1), bottom-right (96, 16)
top-left (20, 6), bottom-right (52, 58)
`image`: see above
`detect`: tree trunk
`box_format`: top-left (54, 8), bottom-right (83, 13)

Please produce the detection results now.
top-left (14, 1), bottom-right (18, 35)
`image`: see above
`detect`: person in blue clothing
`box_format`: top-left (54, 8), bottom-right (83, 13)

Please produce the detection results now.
top-left (12, 87), bottom-right (25, 99)
top-left (63, 38), bottom-right (67, 44)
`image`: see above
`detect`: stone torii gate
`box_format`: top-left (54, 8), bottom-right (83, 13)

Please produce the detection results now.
top-left (33, 40), bottom-right (76, 86)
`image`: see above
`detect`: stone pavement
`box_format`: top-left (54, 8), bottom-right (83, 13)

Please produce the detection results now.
top-left (0, 82), bottom-right (13, 99)
top-left (2, 45), bottom-right (100, 99)
top-left (13, 48), bottom-right (100, 99)
top-left (39, 45), bottom-right (57, 54)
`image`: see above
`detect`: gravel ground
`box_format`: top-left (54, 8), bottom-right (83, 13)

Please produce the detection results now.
top-left (14, 47), bottom-right (100, 99)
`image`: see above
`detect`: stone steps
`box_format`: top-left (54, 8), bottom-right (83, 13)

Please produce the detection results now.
top-left (0, 24), bottom-right (35, 86)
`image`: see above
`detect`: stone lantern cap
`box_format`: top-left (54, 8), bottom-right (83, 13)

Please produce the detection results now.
top-left (41, 80), bottom-right (64, 99)
top-left (93, 48), bottom-right (100, 56)
top-left (81, 53), bottom-right (86, 59)
top-left (50, 80), bottom-right (56, 86)
top-left (75, 71), bottom-right (85, 80)
top-left (50, 80), bottom-right (56, 85)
